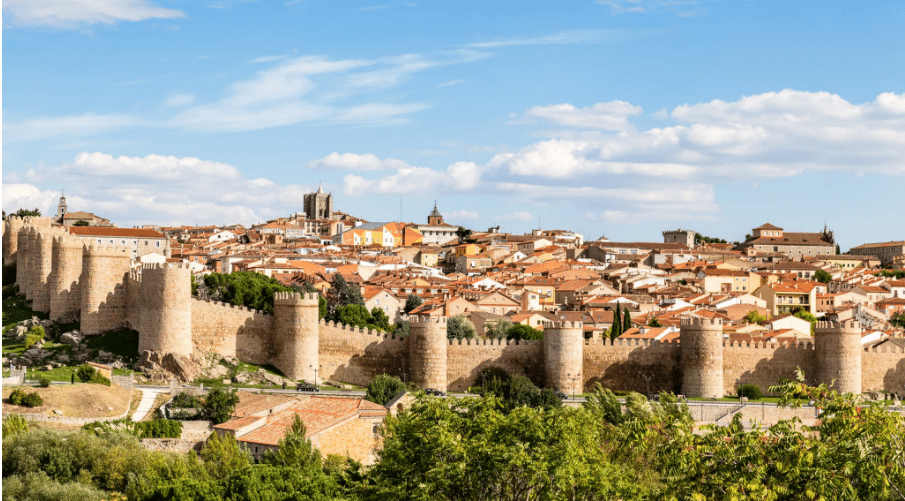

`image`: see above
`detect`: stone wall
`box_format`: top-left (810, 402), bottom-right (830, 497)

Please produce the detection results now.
top-left (722, 342), bottom-right (816, 395)
top-left (191, 298), bottom-right (274, 365)
top-left (139, 263), bottom-right (192, 356)
top-left (446, 338), bottom-right (544, 392)
top-left (583, 338), bottom-right (682, 394)
top-left (862, 345), bottom-right (905, 394)
top-left (48, 235), bottom-right (84, 323)
top-left (80, 245), bottom-right (132, 335)
top-left (318, 321), bottom-right (409, 387)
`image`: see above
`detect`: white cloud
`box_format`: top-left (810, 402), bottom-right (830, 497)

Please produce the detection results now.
top-left (524, 101), bottom-right (642, 130)
top-left (309, 152), bottom-right (413, 171)
top-left (342, 159), bottom-right (481, 196)
top-left (359, 5), bottom-right (388, 11)
top-left (496, 211), bottom-right (534, 222)
top-left (498, 91), bottom-right (905, 180)
top-left (597, 0), bottom-right (706, 16)
top-left (2, 152), bottom-right (310, 226)
top-left (435, 79), bottom-right (465, 89)
top-left (469, 29), bottom-right (646, 48)
top-left (447, 210), bottom-right (479, 219)
top-left (4, 114), bottom-right (146, 142)
top-left (3, 0), bottom-right (184, 29)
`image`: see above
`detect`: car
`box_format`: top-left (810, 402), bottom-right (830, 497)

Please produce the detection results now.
top-left (296, 382), bottom-right (320, 392)
top-left (554, 391), bottom-right (569, 400)
top-left (424, 388), bottom-right (446, 397)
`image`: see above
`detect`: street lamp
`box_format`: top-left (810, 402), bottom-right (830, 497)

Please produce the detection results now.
top-left (310, 364), bottom-right (322, 386)
top-left (400, 369), bottom-right (408, 384)
top-left (641, 373), bottom-right (653, 396)
top-left (567, 372), bottom-right (580, 399)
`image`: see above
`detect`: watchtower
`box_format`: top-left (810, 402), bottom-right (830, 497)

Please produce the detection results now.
top-left (80, 244), bottom-right (131, 335)
top-left (3, 216), bottom-right (25, 264)
top-left (815, 320), bottom-right (862, 395)
top-left (49, 235), bottom-right (85, 323)
top-left (680, 317), bottom-right (724, 398)
top-left (31, 227), bottom-right (67, 313)
top-left (138, 263), bottom-right (193, 357)
top-left (543, 321), bottom-right (584, 395)
top-left (16, 227), bottom-right (34, 296)
top-left (273, 292), bottom-right (320, 382)
top-left (409, 316), bottom-right (448, 392)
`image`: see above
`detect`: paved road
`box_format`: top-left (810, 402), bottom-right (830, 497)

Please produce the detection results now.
top-left (131, 388), bottom-right (169, 421)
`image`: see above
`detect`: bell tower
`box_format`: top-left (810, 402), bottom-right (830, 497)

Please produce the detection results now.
top-left (57, 193), bottom-right (68, 222)
top-left (427, 201), bottom-right (443, 226)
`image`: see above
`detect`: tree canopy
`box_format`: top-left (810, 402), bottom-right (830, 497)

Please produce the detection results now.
top-left (446, 315), bottom-right (476, 340)
top-left (505, 323), bottom-right (542, 341)
top-left (366, 374), bottom-right (407, 406)
top-left (813, 269), bottom-right (833, 283)
top-left (403, 294), bottom-right (422, 314)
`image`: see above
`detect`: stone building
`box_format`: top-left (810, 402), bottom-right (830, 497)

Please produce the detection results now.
top-left (304, 185), bottom-right (333, 220)
top-left (54, 194), bottom-right (113, 227)
top-left (849, 240), bottom-right (905, 267)
top-left (663, 229), bottom-right (695, 248)
top-left (68, 226), bottom-right (171, 259)
top-left (736, 223), bottom-right (835, 260)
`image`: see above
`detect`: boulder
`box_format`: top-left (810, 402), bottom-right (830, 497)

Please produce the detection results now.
top-left (60, 331), bottom-right (84, 345)
top-left (40, 320), bottom-right (54, 329)
top-left (261, 372), bottom-right (283, 386)
top-left (161, 353), bottom-right (202, 382)
top-left (43, 364), bottom-right (53, 371)
top-left (53, 409), bottom-right (63, 416)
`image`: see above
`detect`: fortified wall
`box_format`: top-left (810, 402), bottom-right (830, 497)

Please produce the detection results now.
top-left (5, 217), bottom-right (904, 395)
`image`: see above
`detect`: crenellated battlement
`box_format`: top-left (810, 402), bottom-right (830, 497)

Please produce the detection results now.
top-left (542, 321), bottom-right (583, 329)
top-left (273, 291), bottom-right (319, 304)
top-left (680, 317), bottom-right (723, 328)
top-left (815, 320), bottom-right (862, 332)
top-left (409, 315), bottom-right (448, 325)
top-left (84, 244), bottom-right (131, 256)
top-left (141, 262), bottom-right (192, 271)
top-left (191, 297), bottom-right (272, 316)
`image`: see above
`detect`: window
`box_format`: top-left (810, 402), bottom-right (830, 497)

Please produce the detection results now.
top-left (144, 241), bottom-right (148, 245)
top-left (109, 239), bottom-right (114, 244)
top-left (97, 239), bottom-right (102, 244)
top-left (156, 241), bottom-right (160, 248)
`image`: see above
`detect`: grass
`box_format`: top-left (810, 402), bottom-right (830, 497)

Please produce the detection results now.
top-left (2, 288), bottom-right (46, 332)
top-left (2, 384), bottom-right (132, 418)
top-left (127, 389), bottom-right (143, 418)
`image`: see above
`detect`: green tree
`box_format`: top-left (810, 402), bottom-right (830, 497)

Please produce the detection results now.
top-left (370, 307), bottom-right (391, 331)
top-left (446, 315), bottom-right (476, 340)
top-left (611, 305), bottom-right (623, 339)
top-left (362, 394), bottom-right (646, 501)
top-left (198, 430), bottom-right (252, 481)
top-left (326, 273), bottom-right (364, 319)
top-left (648, 317), bottom-right (662, 328)
top-left (202, 271), bottom-right (293, 313)
top-left (2, 414), bottom-right (30, 437)
top-left (455, 226), bottom-right (473, 244)
top-left (743, 309), bottom-right (768, 324)
top-left (335, 304), bottom-right (374, 329)
top-left (484, 318), bottom-right (513, 339)
top-left (73, 220), bottom-right (90, 226)
top-left (393, 320), bottom-right (410, 337)
top-left (261, 415), bottom-right (330, 485)
top-left (623, 307), bottom-right (632, 332)
top-left (813, 269), bottom-right (833, 283)
top-left (403, 294), bottom-right (422, 314)
top-left (11, 208), bottom-right (41, 218)
top-left (366, 374), bottom-right (407, 406)
top-left (202, 388), bottom-right (240, 424)
top-left (505, 323), bottom-right (542, 341)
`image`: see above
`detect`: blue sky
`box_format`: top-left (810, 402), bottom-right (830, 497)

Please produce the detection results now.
top-left (3, 0), bottom-right (903, 250)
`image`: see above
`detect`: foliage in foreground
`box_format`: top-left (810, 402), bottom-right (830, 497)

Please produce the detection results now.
top-left (365, 374), bottom-right (407, 406)
top-left (4, 370), bottom-right (904, 501)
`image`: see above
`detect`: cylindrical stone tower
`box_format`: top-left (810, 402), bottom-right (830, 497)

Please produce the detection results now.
top-left (31, 229), bottom-right (64, 313)
top-left (49, 235), bottom-right (84, 323)
top-left (138, 263), bottom-right (193, 357)
top-left (273, 292), bottom-right (320, 382)
top-left (409, 316), bottom-right (448, 392)
top-left (815, 320), bottom-right (862, 395)
top-left (543, 321), bottom-right (584, 395)
top-left (15, 226), bottom-right (32, 293)
top-left (680, 317), bottom-right (725, 398)
top-left (25, 227), bottom-right (43, 300)
top-left (80, 244), bottom-right (132, 335)
top-left (3, 216), bottom-right (25, 264)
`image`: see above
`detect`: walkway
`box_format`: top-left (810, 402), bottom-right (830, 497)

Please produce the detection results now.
top-left (132, 388), bottom-right (168, 422)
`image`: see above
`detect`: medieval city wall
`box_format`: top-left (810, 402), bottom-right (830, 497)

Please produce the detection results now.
top-left (191, 298), bottom-right (274, 365)
top-left (446, 338), bottom-right (544, 392)
top-left (722, 342), bottom-right (816, 395)
top-left (862, 345), bottom-right (905, 393)
top-left (583, 338), bottom-right (683, 394)
top-left (318, 320), bottom-right (409, 387)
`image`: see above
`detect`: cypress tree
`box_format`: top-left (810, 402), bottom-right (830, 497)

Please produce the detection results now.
top-left (612, 305), bottom-right (622, 339)
top-left (623, 308), bottom-right (632, 332)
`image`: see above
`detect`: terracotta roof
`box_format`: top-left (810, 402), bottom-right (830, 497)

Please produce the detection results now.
top-left (236, 397), bottom-right (387, 446)
top-left (69, 226), bottom-right (166, 238)
top-left (753, 223), bottom-right (783, 230)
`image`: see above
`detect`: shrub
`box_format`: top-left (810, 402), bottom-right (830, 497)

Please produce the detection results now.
top-left (38, 375), bottom-right (52, 387)
top-left (171, 392), bottom-right (203, 408)
top-left (24, 325), bottom-right (46, 347)
top-left (366, 374), bottom-right (406, 406)
top-left (737, 383), bottom-right (763, 400)
top-left (24, 392), bottom-right (45, 407)
top-left (3, 413), bottom-right (29, 437)
top-left (10, 388), bottom-right (28, 405)
top-left (75, 364), bottom-right (111, 386)
top-left (202, 388), bottom-right (239, 424)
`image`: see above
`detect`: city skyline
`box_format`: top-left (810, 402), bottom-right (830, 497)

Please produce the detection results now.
top-left (3, 0), bottom-right (903, 250)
